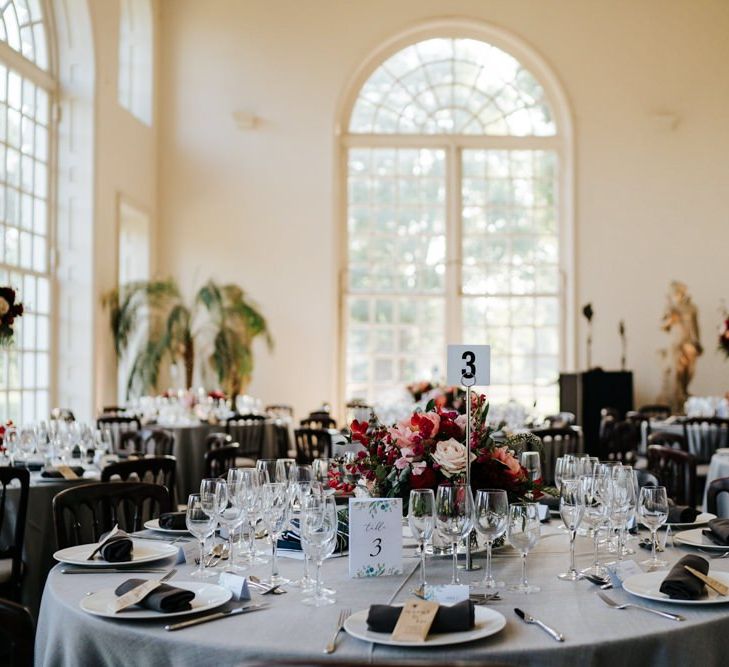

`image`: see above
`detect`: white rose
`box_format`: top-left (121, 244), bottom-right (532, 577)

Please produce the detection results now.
top-left (431, 438), bottom-right (475, 477)
top-left (0, 297), bottom-right (9, 317)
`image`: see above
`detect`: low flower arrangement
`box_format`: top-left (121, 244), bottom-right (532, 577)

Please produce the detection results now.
top-left (406, 381), bottom-right (466, 413)
top-left (0, 287), bottom-right (23, 347)
top-left (330, 394), bottom-right (542, 505)
top-left (719, 312), bottom-right (729, 359)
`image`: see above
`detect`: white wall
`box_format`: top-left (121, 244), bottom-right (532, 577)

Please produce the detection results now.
top-left (156, 0), bottom-right (729, 418)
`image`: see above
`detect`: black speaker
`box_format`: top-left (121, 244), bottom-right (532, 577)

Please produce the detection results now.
top-left (559, 370), bottom-right (634, 455)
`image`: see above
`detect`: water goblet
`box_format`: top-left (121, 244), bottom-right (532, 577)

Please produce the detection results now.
top-left (300, 494), bottom-right (337, 607)
top-left (638, 486), bottom-right (669, 570)
top-left (408, 489), bottom-right (435, 592)
top-left (474, 489), bottom-right (508, 590)
top-left (261, 482), bottom-right (290, 585)
top-left (579, 473), bottom-right (611, 577)
top-left (558, 478), bottom-right (585, 580)
top-left (507, 503), bottom-right (541, 593)
top-left (186, 494), bottom-right (217, 579)
top-left (435, 483), bottom-right (474, 585)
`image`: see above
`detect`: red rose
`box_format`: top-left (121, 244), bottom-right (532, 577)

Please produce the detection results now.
top-left (410, 466), bottom-right (436, 489)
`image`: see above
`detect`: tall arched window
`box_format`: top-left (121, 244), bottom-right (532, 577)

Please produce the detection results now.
top-left (0, 0), bottom-right (53, 422)
top-left (342, 30), bottom-right (571, 414)
top-left (118, 0), bottom-right (153, 125)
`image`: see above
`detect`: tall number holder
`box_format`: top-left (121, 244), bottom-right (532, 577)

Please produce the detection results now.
top-left (461, 371), bottom-right (480, 572)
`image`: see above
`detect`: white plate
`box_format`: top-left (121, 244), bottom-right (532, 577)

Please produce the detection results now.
top-left (344, 605), bottom-right (506, 647)
top-left (666, 512), bottom-right (716, 529)
top-left (80, 580), bottom-right (232, 619)
top-left (54, 539), bottom-right (179, 567)
top-left (674, 527), bottom-right (728, 551)
top-left (623, 570), bottom-right (729, 605)
top-left (144, 519), bottom-right (190, 535)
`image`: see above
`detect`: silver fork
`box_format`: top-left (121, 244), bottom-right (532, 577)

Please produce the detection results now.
top-left (597, 591), bottom-right (685, 621)
top-left (323, 608), bottom-right (351, 654)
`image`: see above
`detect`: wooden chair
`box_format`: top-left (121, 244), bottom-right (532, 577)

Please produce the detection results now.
top-left (204, 432), bottom-right (233, 450)
top-left (272, 422), bottom-right (291, 458)
top-left (0, 598), bottom-right (34, 666)
top-left (600, 419), bottom-right (639, 464)
top-left (293, 429), bottom-right (332, 464)
top-left (53, 482), bottom-right (172, 549)
top-left (647, 431), bottom-right (688, 452)
top-left (646, 445), bottom-right (697, 506)
top-left (681, 417), bottom-right (729, 463)
top-left (101, 457), bottom-right (177, 505)
top-left (226, 414), bottom-right (266, 461)
top-left (265, 404), bottom-right (294, 418)
top-left (139, 428), bottom-right (175, 456)
top-left (638, 404), bottom-right (672, 420)
top-left (96, 415), bottom-right (141, 454)
top-left (529, 427), bottom-right (580, 485)
top-left (706, 477), bottom-right (729, 517)
top-left (50, 408), bottom-right (75, 422)
top-left (204, 445), bottom-right (241, 479)
top-left (300, 413), bottom-right (337, 430)
top-left (101, 406), bottom-right (125, 415)
top-left (0, 468), bottom-right (29, 602)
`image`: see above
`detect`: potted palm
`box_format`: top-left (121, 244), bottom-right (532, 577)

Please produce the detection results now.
top-left (104, 279), bottom-right (272, 398)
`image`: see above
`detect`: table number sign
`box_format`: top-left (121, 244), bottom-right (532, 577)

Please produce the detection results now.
top-left (446, 344), bottom-right (491, 386)
top-left (348, 498), bottom-right (403, 578)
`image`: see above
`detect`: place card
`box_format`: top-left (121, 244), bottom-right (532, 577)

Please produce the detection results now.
top-left (218, 573), bottom-right (251, 601)
top-left (107, 579), bottom-right (163, 614)
top-left (57, 465), bottom-right (79, 480)
top-left (606, 559), bottom-right (642, 589)
top-left (391, 600), bottom-right (439, 642)
top-left (348, 498), bottom-right (402, 578)
top-left (423, 584), bottom-right (470, 605)
top-left (176, 540), bottom-right (199, 565)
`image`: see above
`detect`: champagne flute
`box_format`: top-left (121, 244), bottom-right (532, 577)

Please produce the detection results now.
top-left (558, 478), bottom-right (585, 580)
top-left (238, 467), bottom-right (266, 564)
top-left (579, 472), bottom-right (611, 577)
top-left (638, 486), bottom-right (669, 570)
top-left (300, 494), bottom-right (337, 606)
top-left (261, 482), bottom-right (290, 585)
top-left (186, 494), bottom-right (216, 579)
top-left (608, 467), bottom-right (636, 564)
top-left (408, 489), bottom-right (435, 593)
top-left (435, 483), bottom-right (474, 585)
top-left (219, 472), bottom-right (246, 572)
top-left (508, 503), bottom-right (541, 593)
top-left (474, 489), bottom-right (508, 590)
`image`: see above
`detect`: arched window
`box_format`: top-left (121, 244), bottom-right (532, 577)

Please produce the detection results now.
top-left (0, 0), bottom-right (53, 422)
top-left (118, 0), bottom-right (153, 125)
top-left (342, 31), bottom-right (571, 414)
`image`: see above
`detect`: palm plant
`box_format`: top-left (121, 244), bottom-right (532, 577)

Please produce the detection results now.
top-left (104, 279), bottom-right (272, 398)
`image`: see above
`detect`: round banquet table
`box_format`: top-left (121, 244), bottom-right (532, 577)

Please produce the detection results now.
top-left (35, 524), bottom-right (729, 667)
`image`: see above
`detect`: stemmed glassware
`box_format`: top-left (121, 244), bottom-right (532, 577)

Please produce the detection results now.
top-left (435, 483), bottom-right (474, 585)
top-left (276, 458), bottom-right (296, 484)
top-left (580, 472), bottom-right (611, 577)
top-left (474, 489), bottom-right (508, 590)
top-left (256, 459), bottom-right (278, 483)
top-left (508, 502), bottom-right (541, 593)
top-left (186, 494), bottom-right (217, 579)
top-left (408, 489), bottom-right (435, 592)
top-left (261, 482), bottom-right (290, 585)
top-left (288, 480), bottom-right (316, 590)
top-left (638, 486), bottom-right (669, 570)
top-left (219, 471), bottom-right (246, 571)
top-left (558, 478), bottom-right (585, 580)
top-left (520, 452), bottom-right (542, 484)
top-left (300, 494), bottom-right (337, 607)
top-left (237, 467), bottom-right (266, 564)
top-left (609, 467), bottom-right (636, 563)
top-left (18, 427), bottom-right (37, 462)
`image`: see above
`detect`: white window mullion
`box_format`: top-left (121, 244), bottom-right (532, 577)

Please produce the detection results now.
top-left (445, 142), bottom-right (461, 346)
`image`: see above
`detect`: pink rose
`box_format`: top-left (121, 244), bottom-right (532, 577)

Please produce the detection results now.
top-left (431, 438), bottom-right (475, 477)
top-left (411, 461), bottom-right (428, 476)
top-left (492, 446), bottom-right (522, 478)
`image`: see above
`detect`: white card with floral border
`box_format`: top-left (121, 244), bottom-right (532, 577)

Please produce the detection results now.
top-left (348, 498), bottom-right (403, 578)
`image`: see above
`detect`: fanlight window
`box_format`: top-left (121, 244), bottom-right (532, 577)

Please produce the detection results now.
top-left (350, 38), bottom-right (554, 136)
top-left (344, 36), bottom-right (564, 415)
top-left (0, 0), bottom-right (48, 71)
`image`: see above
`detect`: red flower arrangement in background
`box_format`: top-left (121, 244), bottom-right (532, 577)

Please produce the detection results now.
top-left (719, 311), bottom-right (729, 359)
top-left (330, 394), bottom-right (541, 505)
top-left (0, 287), bottom-right (23, 347)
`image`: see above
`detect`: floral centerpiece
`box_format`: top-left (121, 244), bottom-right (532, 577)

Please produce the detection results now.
top-left (719, 310), bottom-right (729, 359)
top-left (330, 394), bottom-right (542, 506)
top-left (0, 287), bottom-right (23, 347)
top-left (406, 381), bottom-right (466, 413)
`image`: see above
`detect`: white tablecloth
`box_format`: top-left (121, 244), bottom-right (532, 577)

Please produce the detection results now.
top-left (36, 525), bottom-right (729, 666)
top-left (702, 451), bottom-right (729, 516)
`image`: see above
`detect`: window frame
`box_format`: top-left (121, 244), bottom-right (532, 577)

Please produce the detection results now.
top-left (335, 20), bottom-right (574, 415)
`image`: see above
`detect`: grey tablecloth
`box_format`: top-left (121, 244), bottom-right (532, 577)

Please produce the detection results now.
top-left (35, 525), bottom-right (729, 666)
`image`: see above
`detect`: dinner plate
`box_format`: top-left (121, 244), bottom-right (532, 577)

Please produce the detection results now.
top-left (623, 570), bottom-right (729, 605)
top-left (673, 527), bottom-right (728, 551)
top-left (80, 580), bottom-right (232, 619)
top-left (143, 519), bottom-right (190, 535)
top-left (666, 512), bottom-right (716, 529)
top-left (54, 539), bottom-right (179, 567)
top-left (343, 605), bottom-right (506, 647)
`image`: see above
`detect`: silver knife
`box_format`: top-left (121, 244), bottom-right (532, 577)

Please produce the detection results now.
top-left (514, 608), bottom-right (564, 642)
top-left (61, 568), bottom-right (167, 574)
top-left (164, 604), bottom-right (268, 631)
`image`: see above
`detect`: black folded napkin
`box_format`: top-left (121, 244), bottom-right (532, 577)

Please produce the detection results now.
top-left (668, 505), bottom-right (699, 523)
top-left (99, 533), bottom-right (134, 563)
top-left (41, 466), bottom-right (84, 479)
top-left (366, 600), bottom-right (475, 634)
top-left (659, 555), bottom-right (710, 600)
top-left (703, 519), bottom-right (729, 546)
top-left (114, 578), bottom-right (195, 613)
top-left (158, 512), bottom-right (187, 530)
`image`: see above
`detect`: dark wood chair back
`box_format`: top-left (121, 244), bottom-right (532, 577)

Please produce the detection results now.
top-left (300, 414), bottom-right (337, 430)
top-left (293, 429), bottom-right (332, 464)
top-left (706, 477), bottom-right (729, 517)
top-left (638, 404), bottom-right (672, 420)
top-left (96, 415), bottom-right (141, 454)
top-left (101, 457), bottom-right (177, 505)
top-left (272, 423), bottom-right (291, 458)
top-left (53, 482), bottom-right (172, 549)
top-left (0, 468), bottom-right (29, 601)
top-left (205, 432), bottom-right (233, 450)
top-left (140, 428), bottom-right (175, 456)
top-left (204, 445), bottom-right (241, 479)
top-left (529, 427), bottom-right (580, 452)
top-left (226, 415), bottom-right (266, 459)
top-left (647, 430), bottom-right (688, 452)
top-left (681, 417), bottom-right (729, 462)
top-left (265, 404), bottom-right (294, 418)
top-left (599, 419), bottom-right (639, 463)
top-left (646, 445), bottom-right (697, 506)
top-left (101, 406), bottom-right (125, 415)
top-left (0, 598), bottom-right (34, 666)
top-left (544, 412), bottom-right (576, 428)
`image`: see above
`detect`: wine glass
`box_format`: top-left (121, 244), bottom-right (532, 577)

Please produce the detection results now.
top-left (4, 427), bottom-right (18, 465)
top-left (520, 452), bottom-right (542, 484)
top-left (408, 489), bottom-right (435, 593)
top-left (288, 480), bottom-right (316, 590)
top-left (609, 467), bottom-right (636, 564)
top-left (579, 472), bottom-right (611, 577)
top-left (219, 474), bottom-right (246, 572)
top-left (186, 494), bottom-right (216, 579)
top-left (474, 489), bottom-right (508, 590)
top-left (300, 494), bottom-right (337, 606)
top-left (638, 486), bottom-right (669, 570)
top-left (200, 478), bottom-right (228, 516)
top-left (275, 458), bottom-right (296, 483)
top-left (507, 503), bottom-right (541, 593)
top-left (237, 467), bottom-right (266, 564)
top-left (558, 478), bottom-right (585, 580)
top-left (18, 427), bottom-right (37, 462)
top-left (256, 459), bottom-right (278, 483)
top-left (435, 483), bottom-right (474, 585)
top-left (261, 482), bottom-right (290, 585)
top-left (289, 463), bottom-right (313, 484)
